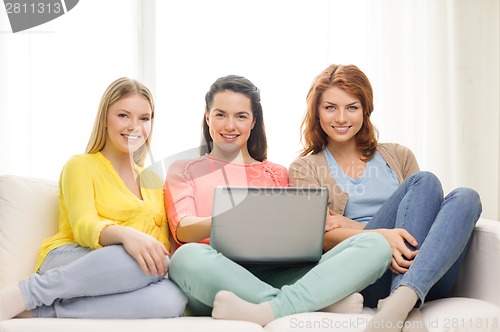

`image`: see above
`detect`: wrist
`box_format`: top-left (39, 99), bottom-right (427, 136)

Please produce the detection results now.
top-left (99, 224), bottom-right (127, 246)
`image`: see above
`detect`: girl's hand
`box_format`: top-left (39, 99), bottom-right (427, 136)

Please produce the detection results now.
top-left (121, 228), bottom-right (169, 277)
top-left (325, 210), bottom-right (365, 231)
top-left (377, 228), bottom-right (418, 274)
top-left (101, 225), bottom-right (169, 277)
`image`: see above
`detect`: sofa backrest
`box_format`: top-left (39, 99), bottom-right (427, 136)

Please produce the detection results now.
top-left (0, 175), bottom-right (59, 286)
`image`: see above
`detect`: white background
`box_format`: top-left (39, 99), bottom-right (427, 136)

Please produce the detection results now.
top-left (0, 0), bottom-right (499, 219)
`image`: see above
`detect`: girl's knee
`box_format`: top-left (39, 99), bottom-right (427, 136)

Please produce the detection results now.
top-left (102, 245), bottom-right (165, 282)
top-left (348, 233), bottom-right (392, 277)
top-left (169, 243), bottom-right (213, 280)
top-left (450, 187), bottom-right (482, 217)
top-left (100, 244), bottom-right (128, 257)
top-left (353, 233), bottom-right (391, 261)
top-left (170, 243), bottom-right (211, 263)
top-left (416, 171), bottom-right (442, 188)
top-left (356, 231), bottom-right (386, 245)
top-left (454, 187), bottom-right (480, 203)
top-left (415, 171), bottom-right (438, 181)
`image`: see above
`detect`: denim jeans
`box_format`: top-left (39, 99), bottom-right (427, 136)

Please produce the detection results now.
top-left (361, 171), bottom-right (482, 307)
top-left (169, 232), bottom-right (391, 318)
top-left (18, 244), bottom-right (187, 318)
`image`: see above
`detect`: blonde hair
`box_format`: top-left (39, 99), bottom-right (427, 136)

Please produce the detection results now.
top-left (85, 77), bottom-right (155, 166)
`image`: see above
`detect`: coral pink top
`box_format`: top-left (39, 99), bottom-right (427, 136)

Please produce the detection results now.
top-left (164, 154), bottom-right (289, 245)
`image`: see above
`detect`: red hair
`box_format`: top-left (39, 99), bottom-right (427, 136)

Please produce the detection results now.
top-left (299, 64), bottom-right (378, 160)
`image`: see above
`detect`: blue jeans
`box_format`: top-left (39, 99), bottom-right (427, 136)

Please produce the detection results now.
top-left (361, 171), bottom-right (482, 307)
top-left (18, 244), bottom-right (187, 318)
top-left (169, 232), bottom-right (391, 318)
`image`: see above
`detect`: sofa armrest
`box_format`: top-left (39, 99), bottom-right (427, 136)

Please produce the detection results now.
top-left (0, 175), bottom-right (59, 286)
top-left (453, 218), bottom-right (500, 307)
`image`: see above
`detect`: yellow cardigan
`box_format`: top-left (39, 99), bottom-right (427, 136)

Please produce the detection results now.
top-left (35, 152), bottom-right (169, 270)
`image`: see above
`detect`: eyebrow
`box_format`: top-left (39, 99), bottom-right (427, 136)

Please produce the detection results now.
top-left (323, 100), bottom-right (360, 106)
top-left (212, 109), bottom-right (251, 115)
top-left (115, 109), bottom-right (151, 117)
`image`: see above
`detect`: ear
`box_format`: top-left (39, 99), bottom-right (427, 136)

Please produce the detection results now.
top-left (205, 112), bottom-right (210, 126)
top-left (251, 117), bottom-right (256, 129)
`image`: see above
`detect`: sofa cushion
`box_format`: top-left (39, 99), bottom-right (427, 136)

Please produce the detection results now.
top-left (265, 297), bottom-right (500, 332)
top-left (1, 175), bottom-right (500, 332)
top-left (0, 317), bottom-right (264, 332)
top-left (0, 175), bottom-right (58, 286)
top-left (264, 310), bottom-right (375, 332)
top-left (421, 297), bottom-right (500, 331)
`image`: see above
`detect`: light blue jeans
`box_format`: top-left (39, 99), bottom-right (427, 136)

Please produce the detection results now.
top-left (361, 171), bottom-right (482, 307)
top-left (169, 232), bottom-right (392, 318)
top-left (18, 244), bottom-right (187, 318)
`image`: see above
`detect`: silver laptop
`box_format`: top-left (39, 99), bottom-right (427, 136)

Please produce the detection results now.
top-left (210, 186), bottom-right (327, 265)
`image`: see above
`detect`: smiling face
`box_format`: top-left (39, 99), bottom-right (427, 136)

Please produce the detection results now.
top-left (205, 90), bottom-right (256, 160)
top-left (102, 93), bottom-right (152, 158)
top-left (318, 86), bottom-right (364, 148)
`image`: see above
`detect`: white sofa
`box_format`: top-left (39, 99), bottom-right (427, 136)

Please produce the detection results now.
top-left (1, 174), bottom-right (500, 332)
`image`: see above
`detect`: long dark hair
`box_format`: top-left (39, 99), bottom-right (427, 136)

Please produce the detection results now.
top-left (201, 75), bottom-right (268, 161)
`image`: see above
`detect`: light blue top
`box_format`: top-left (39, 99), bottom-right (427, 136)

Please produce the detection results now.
top-left (325, 149), bottom-right (399, 223)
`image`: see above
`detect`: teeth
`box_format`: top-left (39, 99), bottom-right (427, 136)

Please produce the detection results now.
top-left (334, 127), bottom-right (349, 131)
top-left (124, 135), bottom-right (139, 140)
top-left (222, 134), bottom-right (238, 139)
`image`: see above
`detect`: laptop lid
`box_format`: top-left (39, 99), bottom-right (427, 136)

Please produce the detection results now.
top-left (210, 186), bottom-right (327, 265)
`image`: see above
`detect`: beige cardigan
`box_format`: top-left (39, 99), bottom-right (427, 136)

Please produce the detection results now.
top-left (288, 143), bottom-right (420, 215)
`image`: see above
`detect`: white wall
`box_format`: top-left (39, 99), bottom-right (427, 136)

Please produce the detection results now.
top-left (152, 0), bottom-right (330, 171)
top-left (1, 0), bottom-right (499, 219)
top-left (0, 0), bottom-right (141, 180)
top-left (152, 0), bottom-right (500, 219)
